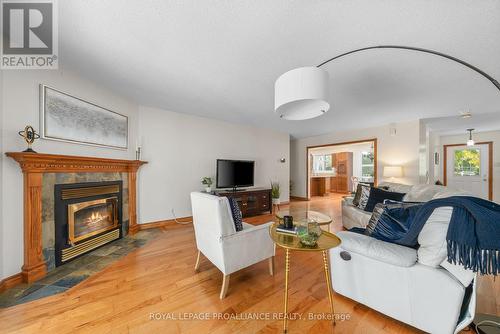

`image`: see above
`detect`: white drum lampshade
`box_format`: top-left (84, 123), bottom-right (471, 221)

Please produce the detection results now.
top-left (275, 66), bottom-right (330, 120)
top-left (383, 166), bottom-right (403, 178)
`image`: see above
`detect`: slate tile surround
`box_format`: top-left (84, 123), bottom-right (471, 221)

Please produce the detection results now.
top-left (41, 172), bottom-right (129, 271)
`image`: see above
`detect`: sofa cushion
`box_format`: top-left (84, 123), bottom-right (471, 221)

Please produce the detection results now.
top-left (417, 207), bottom-right (453, 267)
top-left (337, 231), bottom-right (417, 267)
top-left (403, 184), bottom-right (446, 202)
top-left (431, 188), bottom-right (470, 199)
top-left (364, 187), bottom-right (405, 212)
top-left (414, 188), bottom-right (469, 267)
top-left (342, 203), bottom-right (371, 229)
top-left (378, 182), bottom-right (413, 194)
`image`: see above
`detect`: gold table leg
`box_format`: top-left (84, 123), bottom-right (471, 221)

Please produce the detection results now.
top-left (322, 250), bottom-right (336, 325)
top-left (283, 249), bottom-right (290, 333)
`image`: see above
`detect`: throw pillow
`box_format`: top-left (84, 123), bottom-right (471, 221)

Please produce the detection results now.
top-left (356, 185), bottom-right (371, 210)
top-left (365, 201), bottom-right (423, 247)
top-left (365, 200), bottom-right (421, 235)
top-left (417, 206), bottom-right (453, 267)
top-left (227, 197), bottom-right (243, 232)
top-left (352, 183), bottom-right (369, 207)
top-left (364, 187), bottom-right (405, 212)
top-left (364, 202), bottom-right (386, 235)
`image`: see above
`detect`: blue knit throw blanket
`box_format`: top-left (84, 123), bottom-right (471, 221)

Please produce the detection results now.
top-left (399, 196), bottom-right (500, 275)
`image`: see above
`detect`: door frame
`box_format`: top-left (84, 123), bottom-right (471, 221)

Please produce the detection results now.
top-left (306, 138), bottom-right (378, 200)
top-left (443, 141), bottom-right (493, 200)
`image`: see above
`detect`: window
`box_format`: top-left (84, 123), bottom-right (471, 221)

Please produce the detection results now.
top-left (312, 155), bottom-right (333, 173)
top-left (454, 149), bottom-right (480, 176)
top-left (361, 152), bottom-right (374, 177)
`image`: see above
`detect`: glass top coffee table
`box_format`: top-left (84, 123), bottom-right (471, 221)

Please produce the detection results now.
top-left (276, 210), bottom-right (333, 231)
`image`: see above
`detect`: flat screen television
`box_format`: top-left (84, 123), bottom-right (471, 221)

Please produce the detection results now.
top-left (216, 159), bottom-right (255, 189)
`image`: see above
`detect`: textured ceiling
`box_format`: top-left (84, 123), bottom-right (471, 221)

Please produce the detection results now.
top-left (59, 0), bottom-right (500, 138)
top-left (423, 112), bottom-right (500, 136)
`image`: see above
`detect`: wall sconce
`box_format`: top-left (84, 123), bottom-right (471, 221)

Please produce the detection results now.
top-left (279, 158), bottom-right (286, 163)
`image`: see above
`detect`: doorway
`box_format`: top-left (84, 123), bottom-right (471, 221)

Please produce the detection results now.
top-left (443, 142), bottom-right (492, 200)
top-left (306, 139), bottom-right (377, 199)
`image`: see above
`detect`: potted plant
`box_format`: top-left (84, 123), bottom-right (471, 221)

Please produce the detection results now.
top-left (270, 181), bottom-right (280, 205)
top-left (202, 177), bottom-right (213, 193)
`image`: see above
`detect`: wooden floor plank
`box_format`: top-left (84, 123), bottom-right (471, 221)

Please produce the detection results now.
top-left (0, 193), bottom-right (497, 333)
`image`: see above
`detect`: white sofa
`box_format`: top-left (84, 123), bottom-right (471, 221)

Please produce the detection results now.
top-left (332, 183), bottom-right (476, 334)
top-left (342, 182), bottom-right (467, 230)
top-left (190, 192), bottom-right (275, 299)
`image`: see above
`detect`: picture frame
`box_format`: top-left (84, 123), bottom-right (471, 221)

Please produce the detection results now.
top-left (40, 85), bottom-right (129, 150)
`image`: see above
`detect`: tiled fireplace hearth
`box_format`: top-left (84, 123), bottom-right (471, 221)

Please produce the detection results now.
top-left (5, 153), bottom-right (147, 284)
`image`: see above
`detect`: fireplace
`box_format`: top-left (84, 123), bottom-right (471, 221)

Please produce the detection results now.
top-left (54, 181), bottom-right (123, 266)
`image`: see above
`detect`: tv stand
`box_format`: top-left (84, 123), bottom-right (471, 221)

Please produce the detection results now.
top-left (214, 187), bottom-right (272, 217)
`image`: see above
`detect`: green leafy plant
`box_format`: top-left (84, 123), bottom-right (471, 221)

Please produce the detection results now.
top-left (454, 149), bottom-right (480, 176)
top-left (270, 181), bottom-right (280, 199)
top-left (201, 177), bottom-right (213, 186)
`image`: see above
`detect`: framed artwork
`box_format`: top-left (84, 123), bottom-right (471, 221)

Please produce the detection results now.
top-left (40, 85), bottom-right (128, 149)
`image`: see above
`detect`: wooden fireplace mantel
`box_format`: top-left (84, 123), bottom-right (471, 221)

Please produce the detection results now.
top-left (5, 152), bottom-right (147, 283)
top-left (5, 152), bottom-right (147, 173)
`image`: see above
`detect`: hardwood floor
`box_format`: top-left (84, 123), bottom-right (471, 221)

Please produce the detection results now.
top-left (0, 194), bottom-right (497, 333)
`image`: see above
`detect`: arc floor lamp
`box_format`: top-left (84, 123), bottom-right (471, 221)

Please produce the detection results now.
top-left (274, 45), bottom-right (500, 120)
top-left (275, 45), bottom-right (500, 332)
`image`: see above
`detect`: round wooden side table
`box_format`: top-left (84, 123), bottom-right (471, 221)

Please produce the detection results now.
top-left (269, 222), bottom-right (342, 333)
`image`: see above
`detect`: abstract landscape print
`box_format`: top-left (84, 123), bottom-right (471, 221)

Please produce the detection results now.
top-left (41, 85), bottom-right (128, 149)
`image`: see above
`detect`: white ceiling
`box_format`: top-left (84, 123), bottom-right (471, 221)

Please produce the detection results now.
top-left (59, 1), bottom-right (500, 138)
top-left (423, 112), bottom-right (500, 136)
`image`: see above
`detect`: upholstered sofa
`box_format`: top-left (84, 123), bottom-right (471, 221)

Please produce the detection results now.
top-left (332, 182), bottom-right (476, 333)
top-left (341, 182), bottom-right (467, 230)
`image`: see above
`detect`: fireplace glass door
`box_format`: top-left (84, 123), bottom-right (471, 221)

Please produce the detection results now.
top-left (67, 197), bottom-right (118, 244)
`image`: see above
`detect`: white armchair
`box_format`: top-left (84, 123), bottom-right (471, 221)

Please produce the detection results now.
top-left (190, 192), bottom-right (275, 299)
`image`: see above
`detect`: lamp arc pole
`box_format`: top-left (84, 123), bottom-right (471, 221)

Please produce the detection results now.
top-left (316, 45), bottom-right (500, 93)
top-left (275, 45), bottom-right (500, 120)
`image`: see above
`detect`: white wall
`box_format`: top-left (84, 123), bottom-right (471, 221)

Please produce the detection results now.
top-left (1, 69), bottom-right (139, 279)
top-left (437, 130), bottom-right (500, 202)
top-left (427, 130), bottom-right (441, 184)
top-left (290, 120), bottom-right (420, 198)
top-left (0, 70), bottom-right (4, 279)
top-left (138, 106), bottom-right (290, 223)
